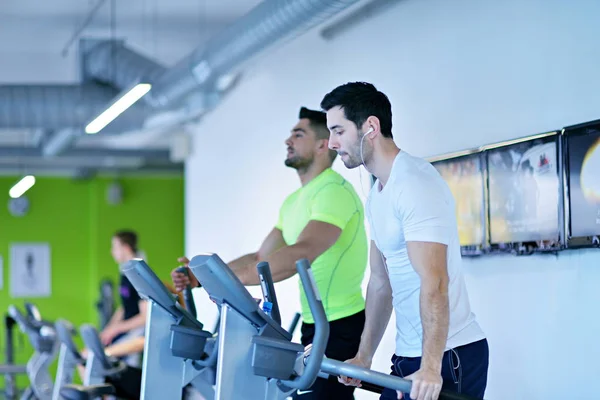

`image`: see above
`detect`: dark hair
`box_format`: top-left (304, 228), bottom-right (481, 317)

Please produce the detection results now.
top-left (114, 230), bottom-right (138, 253)
top-left (320, 82), bottom-right (393, 138)
top-left (299, 106), bottom-right (337, 162)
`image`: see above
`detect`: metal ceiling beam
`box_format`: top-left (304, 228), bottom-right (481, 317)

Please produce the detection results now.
top-left (0, 146), bottom-right (172, 160)
top-left (0, 163), bottom-right (183, 178)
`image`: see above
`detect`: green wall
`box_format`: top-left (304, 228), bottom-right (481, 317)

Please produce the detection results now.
top-left (0, 174), bottom-right (184, 389)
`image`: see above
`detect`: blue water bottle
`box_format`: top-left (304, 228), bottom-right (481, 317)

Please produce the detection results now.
top-left (262, 301), bottom-right (273, 317)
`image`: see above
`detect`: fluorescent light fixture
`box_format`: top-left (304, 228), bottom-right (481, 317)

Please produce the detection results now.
top-left (9, 175), bottom-right (36, 198)
top-left (85, 83), bottom-right (152, 134)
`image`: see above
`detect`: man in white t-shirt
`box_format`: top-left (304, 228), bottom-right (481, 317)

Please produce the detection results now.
top-left (320, 82), bottom-right (489, 400)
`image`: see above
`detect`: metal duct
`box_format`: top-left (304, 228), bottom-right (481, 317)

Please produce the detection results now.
top-left (81, 39), bottom-right (166, 93)
top-left (0, 0), bottom-right (356, 136)
top-left (149, 0), bottom-right (360, 108)
top-left (0, 83), bottom-right (147, 132)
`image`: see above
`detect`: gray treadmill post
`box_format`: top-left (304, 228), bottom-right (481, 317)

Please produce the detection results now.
top-left (278, 258), bottom-right (329, 391)
top-left (51, 320), bottom-right (82, 400)
top-left (256, 261), bottom-right (282, 325)
top-left (213, 304), bottom-right (269, 399)
top-left (3, 315), bottom-right (27, 400)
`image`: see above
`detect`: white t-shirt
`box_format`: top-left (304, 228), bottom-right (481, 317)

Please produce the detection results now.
top-left (366, 150), bottom-right (485, 357)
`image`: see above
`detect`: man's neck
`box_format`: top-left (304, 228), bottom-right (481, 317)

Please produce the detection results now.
top-left (365, 140), bottom-right (400, 188)
top-left (296, 161), bottom-right (329, 186)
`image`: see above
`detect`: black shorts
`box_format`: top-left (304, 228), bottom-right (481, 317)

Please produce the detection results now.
top-left (105, 366), bottom-right (142, 400)
top-left (292, 310), bottom-right (365, 400)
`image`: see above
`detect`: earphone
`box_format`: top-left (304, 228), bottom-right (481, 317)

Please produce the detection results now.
top-left (360, 126), bottom-right (375, 171)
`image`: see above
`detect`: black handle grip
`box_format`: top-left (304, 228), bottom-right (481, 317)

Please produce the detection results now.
top-left (176, 267), bottom-right (198, 319)
top-left (256, 261), bottom-right (282, 325)
top-left (288, 312), bottom-right (301, 335)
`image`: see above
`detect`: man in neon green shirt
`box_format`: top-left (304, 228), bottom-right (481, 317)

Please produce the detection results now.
top-left (172, 106), bottom-right (368, 399)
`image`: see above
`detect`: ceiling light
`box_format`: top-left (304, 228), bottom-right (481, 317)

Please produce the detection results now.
top-left (85, 83), bottom-right (152, 134)
top-left (9, 175), bottom-right (36, 198)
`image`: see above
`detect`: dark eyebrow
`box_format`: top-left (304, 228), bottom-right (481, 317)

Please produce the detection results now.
top-left (328, 124), bottom-right (342, 131)
top-left (292, 128), bottom-right (306, 134)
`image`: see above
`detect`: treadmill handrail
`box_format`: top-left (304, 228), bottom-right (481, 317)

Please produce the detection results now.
top-left (318, 358), bottom-right (484, 400)
top-left (55, 319), bottom-right (84, 361)
top-left (188, 253), bottom-right (291, 340)
top-left (7, 305), bottom-right (36, 334)
top-left (24, 303), bottom-right (42, 322)
top-left (80, 324), bottom-right (114, 371)
top-left (281, 259), bottom-right (329, 390)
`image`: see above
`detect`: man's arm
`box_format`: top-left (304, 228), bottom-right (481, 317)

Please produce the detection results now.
top-left (104, 336), bottom-right (145, 358)
top-left (407, 241), bottom-right (449, 372)
top-left (227, 227), bottom-right (287, 280)
top-left (404, 240), bottom-right (449, 400)
top-left (339, 241), bottom-right (393, 387)
top-left (104, 306), bottom-right (124, 329)
top-left (231, 220), bottom-right (342, 285)
top-left (114, 300), bottom-right (148, 333)
top-left (171, 227), bottom-right (287, 291)
top-left (100, 301), bottom-right (148, 345)
top-left (356, 241), bottom-right (393, 362)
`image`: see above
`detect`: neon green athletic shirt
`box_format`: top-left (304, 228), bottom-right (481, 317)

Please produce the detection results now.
top-left (275, 168), bottom-right (367, 324)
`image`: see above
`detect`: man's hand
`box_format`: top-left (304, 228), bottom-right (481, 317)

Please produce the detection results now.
top-left (99, 325), bottom-right (121, 346)
top-left (170, 256), bottom-right (199, 291)
top-left (338, 355), bottom-right (372, 388)
top-left (399, 368), bottom-right (442, 400)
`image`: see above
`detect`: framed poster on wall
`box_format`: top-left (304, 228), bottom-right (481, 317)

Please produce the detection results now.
top-left (564, 120), bottom-right (600, 247)
top-left (486, 133), bottom-right (561, 251)
top-left (432, 153), bottom-right (486, 255)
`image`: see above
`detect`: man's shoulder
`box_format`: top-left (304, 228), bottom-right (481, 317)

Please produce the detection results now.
top-left (279, 187), bottom-right (301, 211)
top-left (312, 174), bottom-right (361, 205)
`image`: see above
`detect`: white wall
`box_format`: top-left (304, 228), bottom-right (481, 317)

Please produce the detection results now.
top-left (186, 0), bottom-right (600, 398)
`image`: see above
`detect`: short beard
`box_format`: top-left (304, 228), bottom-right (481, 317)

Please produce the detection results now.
top-left (340, 134), bottom-right (369, 169)
top-left (285, 155), bottom-right (313, 171)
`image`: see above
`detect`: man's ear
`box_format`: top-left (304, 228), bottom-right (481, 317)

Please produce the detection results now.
top-left (316, 138), bottom-right (331, 156)
top-left (365, 116), bottom-right (382, 137)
